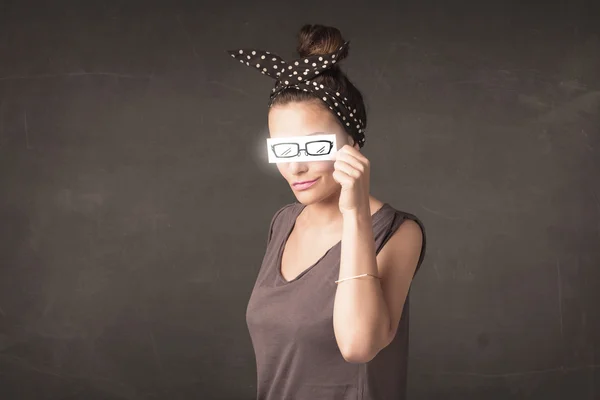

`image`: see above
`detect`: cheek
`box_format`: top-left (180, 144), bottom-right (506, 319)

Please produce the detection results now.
top-left (312, 161), bottom-right (335, 173)
top-left (275, 164), bottom-right (297, 181)
top-left (276, 164), bottom-right (286, 177)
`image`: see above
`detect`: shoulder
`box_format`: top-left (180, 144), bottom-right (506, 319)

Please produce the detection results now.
top-left (384, 217), bottom-right (423, 256)
top-left (390, 207), bottom-right (426, 246)
top-left (378, 207), bottom-right (426, 275)
top-left (397, 212), bottom-right (425, 245)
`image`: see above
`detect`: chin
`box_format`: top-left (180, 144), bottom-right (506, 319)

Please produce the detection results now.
top-left (293, 193), bottom-right (319, 205)
top-left (292, 188), bottom-right (338, 206)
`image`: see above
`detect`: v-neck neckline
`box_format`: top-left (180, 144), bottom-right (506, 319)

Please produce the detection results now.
top-left (276, 203), bottom-right (390, 285)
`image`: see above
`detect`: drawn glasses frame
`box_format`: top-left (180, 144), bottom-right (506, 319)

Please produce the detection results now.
top-left (270, 139), bottom-right (334, 159)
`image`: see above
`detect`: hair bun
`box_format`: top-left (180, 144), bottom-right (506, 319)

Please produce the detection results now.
top-left (296, 24), bottom-right (348, 61)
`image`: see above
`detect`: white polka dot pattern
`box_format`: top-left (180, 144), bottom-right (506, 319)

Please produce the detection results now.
top-left (227, 41), bottom-right (366, 147)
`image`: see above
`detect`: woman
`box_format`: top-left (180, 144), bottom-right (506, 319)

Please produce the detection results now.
top-left (229, 24), bottom-right (426, 400)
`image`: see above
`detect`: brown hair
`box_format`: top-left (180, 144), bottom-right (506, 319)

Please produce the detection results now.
top-left (270, 24), bottom-right (367, 145)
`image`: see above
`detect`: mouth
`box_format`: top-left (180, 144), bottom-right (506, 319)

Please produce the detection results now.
top-left (293, 178), bottom-right (318, 185)
top-left (292, 178), bottom-right (319, 190)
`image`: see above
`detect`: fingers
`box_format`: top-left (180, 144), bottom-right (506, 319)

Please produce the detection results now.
top-left (332, 169), bottom-right (355, 186)
top-left (334, 159), bottom-right (361, 179)
top-left (335, 145), bottom-right (368, 173)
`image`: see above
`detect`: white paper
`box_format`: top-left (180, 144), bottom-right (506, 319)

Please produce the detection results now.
top-left (266, 134), bottom-right (337, 163)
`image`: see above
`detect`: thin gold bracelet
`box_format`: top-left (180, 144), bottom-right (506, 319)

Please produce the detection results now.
top-left (335, 273), bottom-right (381, 284)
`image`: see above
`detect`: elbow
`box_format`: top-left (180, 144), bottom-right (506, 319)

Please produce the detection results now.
top-left (338, 329), bottom-right (394, 364)
top-left (341, 349), bottom-right (375, 364)
top-left (338, 338), bottom-right (380, 364)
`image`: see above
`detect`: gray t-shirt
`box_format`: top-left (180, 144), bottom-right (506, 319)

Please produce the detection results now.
top-left (246, 202), bottom-right (426, 399)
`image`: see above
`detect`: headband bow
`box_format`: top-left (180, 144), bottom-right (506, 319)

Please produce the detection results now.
top-left (227, 41), bottom-right (366, 147)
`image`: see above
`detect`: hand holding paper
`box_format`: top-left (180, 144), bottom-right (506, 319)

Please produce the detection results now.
top-left (332, 144), bottom-right (371, 216)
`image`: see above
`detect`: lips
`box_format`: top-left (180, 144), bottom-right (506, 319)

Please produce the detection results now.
top-left (293, 178), bottom-right (318, 186)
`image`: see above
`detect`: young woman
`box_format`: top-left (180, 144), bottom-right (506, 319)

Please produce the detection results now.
top-left (229, 24), bottom-right (426, 400)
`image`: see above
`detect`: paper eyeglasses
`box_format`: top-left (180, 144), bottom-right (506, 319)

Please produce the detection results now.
top-left (266, 134), bottom-right (337, 163)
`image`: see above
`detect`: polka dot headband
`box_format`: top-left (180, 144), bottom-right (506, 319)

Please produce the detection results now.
top-left (227, 41), bottom-right (366, 147)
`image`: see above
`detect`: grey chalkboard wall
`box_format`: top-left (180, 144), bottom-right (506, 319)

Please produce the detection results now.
top-left (0, 0), bottom-right (599, 399)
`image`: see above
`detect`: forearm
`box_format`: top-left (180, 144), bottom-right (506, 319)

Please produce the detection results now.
top-left (333, 209), bottom-right (391, 362)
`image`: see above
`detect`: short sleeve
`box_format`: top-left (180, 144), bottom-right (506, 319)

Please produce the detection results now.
top-left (376, 211), bottom-right (426, 277)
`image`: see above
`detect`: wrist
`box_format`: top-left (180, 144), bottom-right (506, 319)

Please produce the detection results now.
top-left (342, 207), bottom-right (372, 223)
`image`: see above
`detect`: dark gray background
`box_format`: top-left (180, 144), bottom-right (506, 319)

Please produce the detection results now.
top-left (1, 0), bottom-right (599, 399)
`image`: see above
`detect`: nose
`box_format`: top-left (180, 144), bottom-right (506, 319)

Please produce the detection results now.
top-left (287, 161), bottom-right (308, 174)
